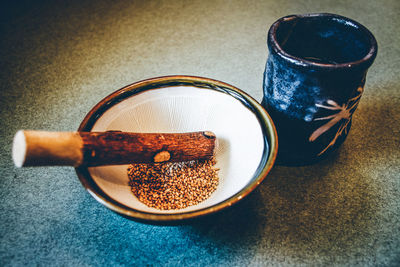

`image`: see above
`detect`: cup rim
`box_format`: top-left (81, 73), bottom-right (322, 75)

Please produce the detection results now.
top-left (268, 13), bottom-right (378, 70)
top-left (75, 75), bottom-right (278, 224)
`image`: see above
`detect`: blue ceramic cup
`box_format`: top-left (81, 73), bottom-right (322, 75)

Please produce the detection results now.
top-left (262, 13), bottom-right (377, 165)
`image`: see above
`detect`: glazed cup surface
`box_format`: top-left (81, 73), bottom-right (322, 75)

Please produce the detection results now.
top-left (262, 13), bottom-right (377, 165)
top-left (76, 76), bottom-right (277, 224)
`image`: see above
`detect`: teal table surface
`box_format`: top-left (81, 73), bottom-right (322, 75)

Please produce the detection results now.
top-left (1, 0), bottom-right (399, 266)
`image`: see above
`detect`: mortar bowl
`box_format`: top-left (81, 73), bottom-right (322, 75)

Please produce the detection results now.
top-left (76, 75), bottom-right (277, 224)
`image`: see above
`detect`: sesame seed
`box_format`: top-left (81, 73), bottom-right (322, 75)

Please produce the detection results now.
top-left (127, 158), bottom-right (219, 210)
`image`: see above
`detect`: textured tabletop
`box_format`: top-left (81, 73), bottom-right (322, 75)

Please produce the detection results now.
top-left (1, 0), bottom-right (399, 266)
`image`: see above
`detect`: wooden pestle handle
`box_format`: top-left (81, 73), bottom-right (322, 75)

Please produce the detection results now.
top-left (12, 130), bottom-right (216, 167)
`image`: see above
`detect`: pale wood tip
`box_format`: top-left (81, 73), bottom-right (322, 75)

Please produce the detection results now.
top-left (12, 130), bottom-right (27, 168)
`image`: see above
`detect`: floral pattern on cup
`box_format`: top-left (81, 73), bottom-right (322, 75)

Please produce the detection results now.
top-left (309, 85), bottom-right (363, 155)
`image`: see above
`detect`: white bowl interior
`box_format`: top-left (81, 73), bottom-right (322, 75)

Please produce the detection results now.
top-left (88, 86), bottom-right (265, 214)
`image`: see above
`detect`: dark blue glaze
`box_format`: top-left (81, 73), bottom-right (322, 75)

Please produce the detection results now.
top-left (262, 13), bottom-right (377, 165)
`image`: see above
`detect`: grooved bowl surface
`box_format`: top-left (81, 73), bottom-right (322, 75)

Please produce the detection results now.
top-left (76, 76), bottom-right (277, 222)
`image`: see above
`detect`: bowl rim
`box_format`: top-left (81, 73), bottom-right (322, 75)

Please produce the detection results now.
top-left (75, 75), bottom-right (278, 224)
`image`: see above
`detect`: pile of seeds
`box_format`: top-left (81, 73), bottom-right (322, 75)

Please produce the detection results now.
top-left (127, 158), bottom-right (219, 210)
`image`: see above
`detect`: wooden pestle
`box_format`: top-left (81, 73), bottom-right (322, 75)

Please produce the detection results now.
top-left (12, 130), bottom-right (216, 167)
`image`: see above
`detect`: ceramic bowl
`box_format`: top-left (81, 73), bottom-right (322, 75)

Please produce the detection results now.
top-left (76, 75), bottom-right (277, 224)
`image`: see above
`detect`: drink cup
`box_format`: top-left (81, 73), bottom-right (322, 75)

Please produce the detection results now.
top-left (262, 13), bottom-right (377, 165)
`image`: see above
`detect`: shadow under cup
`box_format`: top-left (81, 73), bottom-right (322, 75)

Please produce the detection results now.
top-left (262, 13), bottom-right (377, 165)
